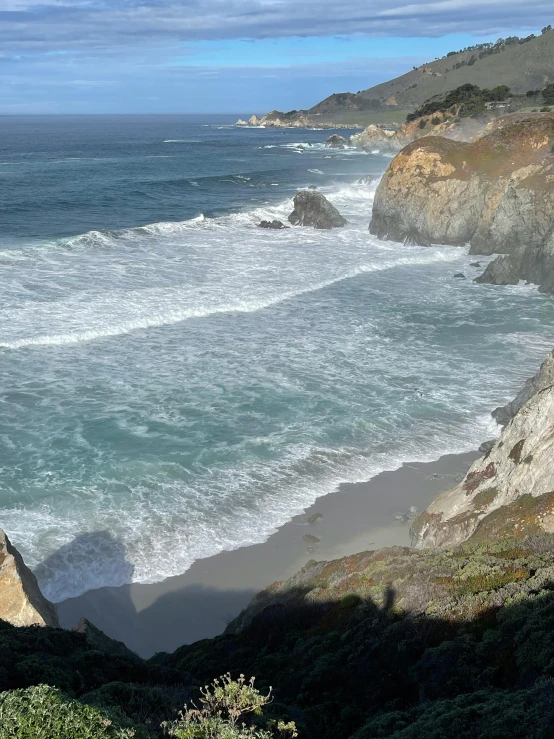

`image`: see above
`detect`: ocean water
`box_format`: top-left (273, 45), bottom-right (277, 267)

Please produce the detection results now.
top-left (1, 114), bottom-right (552, 602)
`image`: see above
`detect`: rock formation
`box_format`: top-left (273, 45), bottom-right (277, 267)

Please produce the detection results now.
top-left (0, 528), bottom-right (59, 627)
top-left (350, 125), bottom-right (405, 153)
top-left (492, 348), bottom-right (554, 425)
top-left (236, 114), bottom-right (262, 126)
top-left (258, 220), bottom-right (287, 229)
top-left (325, 134), bottom-right (348, 149)
top-left (370, 114), bottom-right (554, 291)
top-left (288, 191), bottom-right (347, 229)
top-left (412, 351), bottom-right (554, 548)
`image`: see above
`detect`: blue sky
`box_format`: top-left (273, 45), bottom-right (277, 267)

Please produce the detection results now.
top-left (0, 0), bottom-right (551, 114)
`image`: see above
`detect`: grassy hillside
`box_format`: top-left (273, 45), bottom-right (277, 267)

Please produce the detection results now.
top-left (310, 28), bottom-right (554, 115)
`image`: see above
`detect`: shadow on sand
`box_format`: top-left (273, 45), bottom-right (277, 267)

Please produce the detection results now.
top-left (36, 531), bottom-right (257, 657)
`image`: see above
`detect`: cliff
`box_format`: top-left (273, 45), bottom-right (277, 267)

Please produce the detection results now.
top-left (370, 113), bottom-right (554, 291)
top-left (0, 528), bottom-right (59, 628)
top-left (413, 351), bottom-right (554, 548)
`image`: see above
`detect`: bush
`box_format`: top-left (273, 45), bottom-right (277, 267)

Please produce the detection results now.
top-left (418, 119), bottom-right (427, 129)
top-left (431, 117), bottom-right (442, 125)
top-left (0, 684), bottom-right (144, 739)
top-left (164, 674), bottom-right (296, 739)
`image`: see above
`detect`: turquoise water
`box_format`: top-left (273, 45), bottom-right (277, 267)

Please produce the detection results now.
top-left (0, 115), bottom-right (552, 601)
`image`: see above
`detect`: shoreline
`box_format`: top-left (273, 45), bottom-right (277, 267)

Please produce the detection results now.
top-left (57, 449), bottom-right (479, 658)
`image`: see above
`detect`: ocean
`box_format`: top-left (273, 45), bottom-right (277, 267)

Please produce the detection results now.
top-left (0, 114), bottom-right (552, 602)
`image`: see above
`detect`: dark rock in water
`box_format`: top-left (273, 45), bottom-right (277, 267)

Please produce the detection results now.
top-left (356, 175), bottom-right (375, 185)
top-left (474, 254), bottom-right (521, 285)
top-left (325, 134), bottom-right (348, 149)
top-left (307, 512), bottom-right (323, 525)
top-left (302, 534), bottom-right (321, 544)
top-left (258, 220), bottom-right (287, 230)
top-left (288, 190), bottom-right (347, 229)
top-left (479, 439), bottom-right (496, 455)
top-left (470, 261), bottom-right (482, 267)
top-left (454, 273), bottom-right (466, 279)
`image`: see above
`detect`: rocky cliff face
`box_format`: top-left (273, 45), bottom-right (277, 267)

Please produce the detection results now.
top-left (370, 113), bottom-right (554, 290)
top-left (0, 529), bottom-right (59, 627)
top-left (412, 354), bottom-right (554, 548)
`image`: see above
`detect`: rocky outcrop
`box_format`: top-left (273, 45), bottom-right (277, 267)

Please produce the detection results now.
top-left (236, 110), bottom-right (363, 130)
top-left (236, 114), bottom-right (262, 126)
top-left (74, 617), bottom-right (140, 661)
top-left (412, 362), bottom-right (554, 548)
top-left (492, 349), bottom-right (554, 425)
top-left (288, 191), bottom-right (347, 229)
top-left (0, 529), bottom-right (59, 627)
top-left (258, 220), bottom-right (287, 230)
top-left (350, 125), bottom-right (405, 153)
top-left (350, 115), bottom-right (487, 154)
top-left (325, 134), bottom-right (348, 149)
top-left (370, 114), bottom-right (554, 291)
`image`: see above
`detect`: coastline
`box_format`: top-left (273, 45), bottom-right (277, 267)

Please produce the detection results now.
top-left (57, 449), bottom-right (479, 657)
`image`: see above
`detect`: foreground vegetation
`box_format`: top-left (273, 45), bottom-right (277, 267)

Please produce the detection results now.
top-left (4, 536), bottom-right (554, 737)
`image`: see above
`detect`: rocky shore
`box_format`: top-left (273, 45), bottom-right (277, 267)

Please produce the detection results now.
top-left (370, 112), bottom-right (554, 291)
top-left (236, 111), bottom-right (363, 129)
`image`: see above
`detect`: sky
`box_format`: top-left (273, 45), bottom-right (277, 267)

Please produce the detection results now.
top-left (0, 0), bottom-right (552, 114)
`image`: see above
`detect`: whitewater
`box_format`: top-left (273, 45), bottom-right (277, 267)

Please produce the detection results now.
top-left (1, 114), bottom-right (553, 602)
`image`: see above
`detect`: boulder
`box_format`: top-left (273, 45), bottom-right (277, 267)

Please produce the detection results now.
top-left (288, 191), bottom-right (347, 229)
top-left (248, 114), bottom-right (262, 126)
top-left (0, 528), bottom-right (59, 627)
top-left (474, 254), bottom-right (521, 286)
top-left (258, 220), bottom-right (287, 230)
top-left (454, 273), bottom-right (466, 279)
top-left (325, 134), bottom-right (347, 149)
top-left (350, 125), bottom-right (405, 154)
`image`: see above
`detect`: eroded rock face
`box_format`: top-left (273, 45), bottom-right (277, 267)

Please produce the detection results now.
top-left (325, 134), bottom-right (348, 149)
top-left (288, 190), bottom-right (347, 229)
top-left (370, 114), bottom-right (554, 291)
top-left (412, 374), bottom-right (554, 549)
top-left (492, 349), bottom-right (554, 425)
top-left (0, 529), bottom-right (59, 627)
top-left (350, 125), bottom-right (404, 153)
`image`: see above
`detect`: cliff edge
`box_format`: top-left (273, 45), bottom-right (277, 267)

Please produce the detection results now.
top-left (370, 113), bottom-right (554, 291)
top-left (0, 528), bottom-right (59, 627)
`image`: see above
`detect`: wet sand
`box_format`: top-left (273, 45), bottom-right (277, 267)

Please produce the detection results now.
top-left (57, 450), bottom-right (479, 657)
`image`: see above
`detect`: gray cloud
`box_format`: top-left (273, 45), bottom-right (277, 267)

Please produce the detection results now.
top-left (1, 0), bottom-right (551, 56)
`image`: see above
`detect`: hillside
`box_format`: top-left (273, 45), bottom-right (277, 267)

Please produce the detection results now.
top-left (309, 28), bottom-right (554, 118)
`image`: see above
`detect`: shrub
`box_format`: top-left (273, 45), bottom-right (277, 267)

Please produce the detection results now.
top-left (164, 674), bottom-right (297, 739)
top-left (540, 106), bottom-right (552, 113)
top-left (418, 119), bottom-right (427, 129)
top-left (431, 116), bottom-right (442, 125)
top-left (0, 684), bottom-right (143, 739)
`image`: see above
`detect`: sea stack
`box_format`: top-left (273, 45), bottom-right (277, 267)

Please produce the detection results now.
top-left (0, 528), bottom-right (59, 627)
top-left (288, 190), bottom-right (347, 229)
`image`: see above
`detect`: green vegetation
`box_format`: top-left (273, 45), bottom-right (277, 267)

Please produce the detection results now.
top-left (406, 83), bottom-right (511, 121)
top-left (0, 685), bottom-right (142, 739)
top-left (164, 674), bottom-right (296, 739)
top-left (5, 537), bottom-right (554, 736)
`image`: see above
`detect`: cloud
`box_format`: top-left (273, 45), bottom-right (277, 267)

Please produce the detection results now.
top-left (1, 0), bottom-right (551, 57)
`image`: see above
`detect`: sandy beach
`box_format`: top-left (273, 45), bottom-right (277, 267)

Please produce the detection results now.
top-left (57, 449), bottom-right (479, 657)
